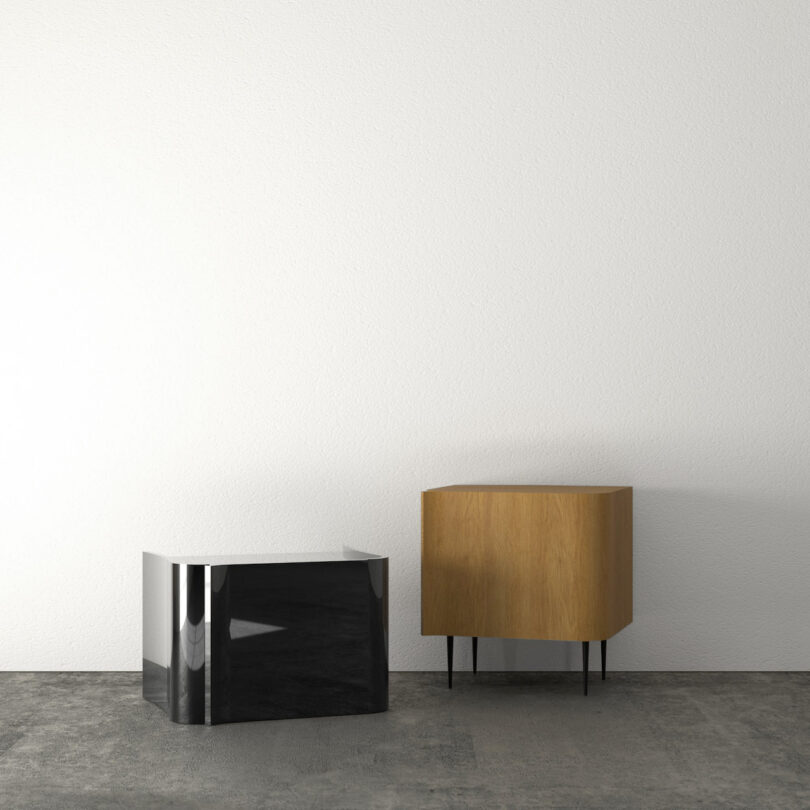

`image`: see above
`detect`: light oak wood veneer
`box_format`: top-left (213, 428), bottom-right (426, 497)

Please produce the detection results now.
top-left (421, 485), bottom-right (632, 642)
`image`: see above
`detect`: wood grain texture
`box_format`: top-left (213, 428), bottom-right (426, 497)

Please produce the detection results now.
top-left (421, 486), bottom-right (632, 641)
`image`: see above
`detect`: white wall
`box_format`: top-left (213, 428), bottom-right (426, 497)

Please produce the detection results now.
top-left (2, 1), bottom-right (809, 671)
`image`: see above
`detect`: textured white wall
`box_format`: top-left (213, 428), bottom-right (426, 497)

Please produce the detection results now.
top-left (2, 2), bottom-right (809, 671)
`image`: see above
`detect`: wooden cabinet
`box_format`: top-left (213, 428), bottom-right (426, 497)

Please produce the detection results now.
top-left (421, 485), bottom-right (632, 694)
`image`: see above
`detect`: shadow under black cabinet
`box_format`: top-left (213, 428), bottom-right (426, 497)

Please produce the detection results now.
top-left (143, 551), bottom-right (388, 724)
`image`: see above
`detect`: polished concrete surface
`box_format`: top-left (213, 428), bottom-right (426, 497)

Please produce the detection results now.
top-left (1, 671), bottom-right (808, 809)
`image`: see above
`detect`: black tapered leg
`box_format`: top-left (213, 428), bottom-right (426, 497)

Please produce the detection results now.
top-left (582, 641), bottom-right (589, 696)
top-left (447, 636), bottom-right (454, 689)
top-left (472, 637), bottom-right (478, 674)
top-left (601, 639), bottom-right (606, 680)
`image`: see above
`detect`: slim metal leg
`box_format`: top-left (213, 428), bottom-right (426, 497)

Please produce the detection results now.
top-left (447, 636), bottom-right (454, 689)
top-left (601, 639), bottom-right (606, 680)
top-left (472, 637), bottom-right (478, 674)
top-left (582, 641), bottom-right (589, 696)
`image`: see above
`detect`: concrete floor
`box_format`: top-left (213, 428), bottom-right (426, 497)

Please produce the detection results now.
top-left (0, 672), bottom-right (808, 809)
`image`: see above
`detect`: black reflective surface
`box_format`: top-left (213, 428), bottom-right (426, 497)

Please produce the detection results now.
top-left (143, 552), bottom-right (388, 724)
top-left (169, 563), bottom-right (206, 724)
top-left (211, 559), bottom-right (388, 724)
top-left (142, 556), bottom-right (207, 724)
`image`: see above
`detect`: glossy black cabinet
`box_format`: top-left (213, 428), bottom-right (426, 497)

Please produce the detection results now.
top-left (143, 551), bottom-right (388, 725)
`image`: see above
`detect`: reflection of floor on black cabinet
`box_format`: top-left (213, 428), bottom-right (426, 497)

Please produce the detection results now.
top-left (1, 671), bottom-right (808, 809)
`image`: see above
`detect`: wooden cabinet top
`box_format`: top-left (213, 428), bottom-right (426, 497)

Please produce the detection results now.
top-left (424, 485), bottom-right (630, 494)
